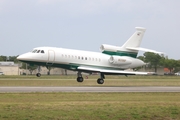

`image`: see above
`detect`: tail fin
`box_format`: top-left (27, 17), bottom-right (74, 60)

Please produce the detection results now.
top-left (122, 27), bottom-right (146, 48)
top-left (101, 27), bottom-right (146, 58)
top-left (101, 27), bottom-right (163, 58)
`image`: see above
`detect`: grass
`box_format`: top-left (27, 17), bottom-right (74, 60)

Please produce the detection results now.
top-left (0, 75), bottom-right (180, 119)
top-left (0, 92), bottom-right (180, 120)
top-left (0, 75), bottom-right (180, 86)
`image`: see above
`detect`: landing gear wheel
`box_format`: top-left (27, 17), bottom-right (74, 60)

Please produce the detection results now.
top-left (77, 77), bottom-right (84, 82)
top-left (97, 78), bottom-right (104, 84)
top-left (36, 73), bottom-right (41, 77)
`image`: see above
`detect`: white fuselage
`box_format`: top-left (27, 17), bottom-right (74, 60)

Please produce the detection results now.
top-left (17, 47), bottom-right (145, 71)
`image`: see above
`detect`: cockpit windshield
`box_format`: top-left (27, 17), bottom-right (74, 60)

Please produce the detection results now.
top-left (32, 49), bottom-right (45, 54)
top-left (32, 49), bottom-right (37, 53)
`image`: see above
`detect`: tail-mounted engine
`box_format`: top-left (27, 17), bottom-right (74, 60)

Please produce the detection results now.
top-left (100, 44), bottom-right (121, 53)
top-left (109, 56), bottom-right (132, 65)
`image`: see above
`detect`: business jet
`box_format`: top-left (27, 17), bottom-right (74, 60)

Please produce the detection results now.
top-left (17, 27), bottom-right (163, 84)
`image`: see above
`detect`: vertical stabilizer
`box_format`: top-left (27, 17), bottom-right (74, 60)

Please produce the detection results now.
top-left (122, 27), bottom-right (146, 48)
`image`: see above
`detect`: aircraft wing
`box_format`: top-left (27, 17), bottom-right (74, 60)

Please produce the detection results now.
top-left (126, 47), bottom-right (164, 55)
top-left (78, 66), bottom-right (148, 75)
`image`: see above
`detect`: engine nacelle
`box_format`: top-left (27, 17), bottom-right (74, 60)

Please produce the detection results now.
top-left (109, 56), bottom-right (132, 65)
top-left (100, 44), bottom-right (121, 52)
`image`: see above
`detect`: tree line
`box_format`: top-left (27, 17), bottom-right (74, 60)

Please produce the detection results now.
top-left (137, 52), bottom-right (180, 73)
top-left (0, 55), bottom-right (19, 63)
top-left (0, 53), bottom-right (180, 74)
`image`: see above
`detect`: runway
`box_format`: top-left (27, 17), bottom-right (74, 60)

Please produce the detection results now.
top-left (0, 86), bottom-right (180, 93)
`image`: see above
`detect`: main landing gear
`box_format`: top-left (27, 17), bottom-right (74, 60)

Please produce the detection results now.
top-left (77, 71), bottom-right (84, 82)
top-left (97, 73), bottom-right (105, 84)
top-left (76, 72), bottom-right (105, 84)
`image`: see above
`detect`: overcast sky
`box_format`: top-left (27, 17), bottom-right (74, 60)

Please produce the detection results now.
top-left (0, 0), bottom-right (180, 59)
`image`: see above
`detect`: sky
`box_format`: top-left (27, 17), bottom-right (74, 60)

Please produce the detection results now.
top-left (0, 0), bottom-right (180, 59)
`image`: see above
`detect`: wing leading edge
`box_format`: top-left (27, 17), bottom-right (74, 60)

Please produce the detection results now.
top-left (78, 66), bottom-right (148, 75)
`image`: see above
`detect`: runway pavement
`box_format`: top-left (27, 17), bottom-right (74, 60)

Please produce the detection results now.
top-left (0, 86), bottom-right (180, 93)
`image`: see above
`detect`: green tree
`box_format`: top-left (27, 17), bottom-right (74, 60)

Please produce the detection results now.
top-left (0, 55), bottom-right (19, 63)
top-left (143, 52), bottom-right (163, 72)
top-left (137, 56), bottom-right (145, 61)
top-left (20, 63), bottom-right (37, 75)
top-left (0, 56), bottom-right (3, 61)
top-left (28, 65), bottom-right (38, 75)
top-left (0, 56), bottom-right (7, 61)
top-left (163, 59), bottom-right (178, 73)
top-left (174, 60), bottom-right (180, 72)
top-left (9, 56), bottom-right (19, 63)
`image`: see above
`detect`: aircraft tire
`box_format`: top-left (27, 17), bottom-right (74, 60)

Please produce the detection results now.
top-left (77, 77), bottom-right (83, 82)
top-left (97, 78), bottom-right (104, 84)
top-left (36, 73), bottom-right (41, 77)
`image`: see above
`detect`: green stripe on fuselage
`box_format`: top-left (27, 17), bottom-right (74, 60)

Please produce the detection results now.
top-left (19, 60), bottom-right (124, 72)
top-left (102, 50), bottom-right (137, 58)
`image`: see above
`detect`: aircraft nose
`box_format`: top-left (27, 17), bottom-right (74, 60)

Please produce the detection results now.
top-left (17, 54), bottom-right (25, 61)
top-left (17, 53), bottom-right (29, 61)
top-left (17, 55), bottom-right (22, 60)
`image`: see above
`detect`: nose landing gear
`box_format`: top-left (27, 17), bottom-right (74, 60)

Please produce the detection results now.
top-left (36, 73), bottom-right (41, 77)
top-left (36, 66), bottom-right (41, 77)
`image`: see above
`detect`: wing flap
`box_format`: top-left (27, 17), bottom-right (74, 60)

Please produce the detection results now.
top-left (126, 47), bottom-right (164, 55)
top-left (78, 66), bottom-right (148, 75)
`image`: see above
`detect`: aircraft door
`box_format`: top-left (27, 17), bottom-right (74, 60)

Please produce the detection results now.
top-left (47, 50), bottom-right (55, 65)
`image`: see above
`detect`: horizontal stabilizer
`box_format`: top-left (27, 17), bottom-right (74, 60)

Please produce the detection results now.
top-left (126, 47), bottom-right (164, 55)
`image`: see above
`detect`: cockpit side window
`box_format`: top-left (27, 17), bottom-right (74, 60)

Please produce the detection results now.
top-left (37, 50), bottom-right (40, 53)
top-left (41, 50), bottom-right (45, 53)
